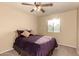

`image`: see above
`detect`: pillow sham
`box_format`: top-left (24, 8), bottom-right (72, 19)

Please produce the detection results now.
top-left (17, 29), bottom-right (32, 36)
top-left (21, 31), bottom-right (31, 37)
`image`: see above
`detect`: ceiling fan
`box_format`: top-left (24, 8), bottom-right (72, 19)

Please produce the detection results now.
top-left (21, 2), bottom-right (53, 13)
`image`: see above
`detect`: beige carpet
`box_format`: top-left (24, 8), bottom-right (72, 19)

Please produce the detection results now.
top-left (0, 45), bottom-right (78, 56)
top-left (53, 45), bottom-right (78, 56)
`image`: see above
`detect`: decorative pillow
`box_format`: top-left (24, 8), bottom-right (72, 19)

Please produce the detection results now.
top-left (17, 29), bottom-right (32, 36)
top-left (21, 30), bottom-right (31, 37)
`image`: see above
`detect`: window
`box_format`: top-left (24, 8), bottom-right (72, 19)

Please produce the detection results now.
top-left (48, 18), bottom-right (60, 32)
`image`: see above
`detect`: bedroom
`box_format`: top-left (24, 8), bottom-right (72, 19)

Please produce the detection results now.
top-left (0, 2), bottom-right (79, 56)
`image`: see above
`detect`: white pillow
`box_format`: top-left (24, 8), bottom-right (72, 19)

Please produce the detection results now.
top-left (21, 31), bottom-right (30, 37)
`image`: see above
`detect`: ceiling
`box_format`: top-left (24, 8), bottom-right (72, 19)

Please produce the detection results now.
top-left (1, 2), bottom-right (79, 16)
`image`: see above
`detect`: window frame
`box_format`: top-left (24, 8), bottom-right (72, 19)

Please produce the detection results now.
top-left (48, 18), bottom-right (61, 33)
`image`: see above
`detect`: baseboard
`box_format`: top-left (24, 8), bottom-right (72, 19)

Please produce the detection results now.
top-left (0, 48), bottom-right (13, 54)
top-left (58, 43), bottom-right (76, 48)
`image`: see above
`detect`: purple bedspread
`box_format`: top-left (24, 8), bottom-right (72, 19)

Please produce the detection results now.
top-left (14, 35), bottom-right (58, 56)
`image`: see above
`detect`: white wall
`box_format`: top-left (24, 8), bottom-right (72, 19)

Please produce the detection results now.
top-left (38, 9), bottom-right (77, 48)
top-left (0, 3), bottom-right (38, 54)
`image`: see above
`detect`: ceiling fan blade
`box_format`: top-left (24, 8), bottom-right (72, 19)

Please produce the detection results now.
top-left (40, 8), bottom-right (45, 13)
top-left (34, 2), bottom-right (36, 5)
top-left (41, 3), bottom-right (53, 7)
top-left (30, 9), bottom-right (34, 12)
top-left (21, 3), bottom-right (33, 6)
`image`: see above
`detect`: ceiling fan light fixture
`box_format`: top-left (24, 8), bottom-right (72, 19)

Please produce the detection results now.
top-left (21, 2), bottom-right (53, 13)
top-left (38, 6), bottom-right (41, 11)
top-left (34, 6), bottom-right (42, 11)
top-left (34, 6), bottom-right (37, 11)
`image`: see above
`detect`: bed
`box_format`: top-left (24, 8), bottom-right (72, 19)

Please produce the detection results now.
top-left (13, 30), bottom-right (58, 56)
